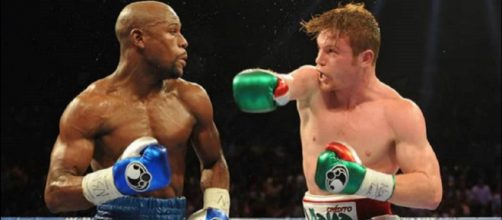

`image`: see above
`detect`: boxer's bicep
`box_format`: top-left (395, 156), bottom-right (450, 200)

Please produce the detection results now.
top-left (45, 97), bottom-right (101, 211)
top-left (392, 101), bottom-right (441, 183)
top-left (393, 101), bottom-right (430, 171)
top-left (48, 98), bottom-right (98, 181)
top-left (49, 136), bottom-right (94, 180)
top-left (188, 86), bottom-right (223, 168)
top-left (192, 122), bottom-right (223, 168)
top-left (277, 65), bottom-right (319, 101)
top-left (386, 100), bottom-right (442, 207)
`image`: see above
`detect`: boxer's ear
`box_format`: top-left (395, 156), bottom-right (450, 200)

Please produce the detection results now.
top-left (358, 49), bottom-right (374, 67)
top-left (130, 28), bottom-right (145, 49)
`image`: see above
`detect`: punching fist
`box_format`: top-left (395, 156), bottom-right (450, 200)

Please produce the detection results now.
top-left (315, 142), bottom-right (395, 201)
top-left (188, 188), bottom-right (230, 220)
top-left (82, 137), bottom-right (172, 205)
top-left (232, 69), bottom-right (290, 113)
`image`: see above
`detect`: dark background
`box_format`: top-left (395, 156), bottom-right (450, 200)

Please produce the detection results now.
top-left (1, 0), bottom-right (501, 217)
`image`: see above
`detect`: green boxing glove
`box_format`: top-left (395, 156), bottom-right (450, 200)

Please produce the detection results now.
top-left (315, 142), bottom-right (396, 201)
top-left (232, 69), bottom-right (290, 113)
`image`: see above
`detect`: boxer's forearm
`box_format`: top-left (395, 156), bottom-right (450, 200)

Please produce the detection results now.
top-left (200, 156), bottom-right (230, 190)
top-left (45, 173), bottom-right (94, 213)
top-left (388, 172), bottom-right (442, 209)
top-left (188, 156), bottom-right (230, 219)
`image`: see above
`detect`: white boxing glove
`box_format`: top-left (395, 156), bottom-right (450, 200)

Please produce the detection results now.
top-left (188, 188), bottom-right (230, 220)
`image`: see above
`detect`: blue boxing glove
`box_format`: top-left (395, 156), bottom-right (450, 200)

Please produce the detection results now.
top-left (188, 188), bottom-right (230, 220)
top-left (189, 208), bottom-right (229, 220)
top-left (82, 137), bottom-right (171, 205)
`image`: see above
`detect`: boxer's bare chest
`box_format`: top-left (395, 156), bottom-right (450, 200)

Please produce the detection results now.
top-left (300, 97), bottom-right (395, 167)
top-left (94, 90), bottom-right (196, 164)
top-left (299, 97), bottom-right (398, 193)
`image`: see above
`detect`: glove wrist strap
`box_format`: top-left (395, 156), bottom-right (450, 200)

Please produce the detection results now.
top-left (203, 188), bottom-right (230, 214)
top-left (82, 167), bottom-right (123, 205)
top-left (273, 74), bottom-right (292, 106)
top-left (355, 168), bottom-right (395, 201)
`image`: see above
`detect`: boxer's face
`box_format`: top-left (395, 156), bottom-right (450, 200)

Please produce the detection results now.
top-left (142, 9), bottom-right (188, 79)
top-left (315, 30), bottom-right (357, 91)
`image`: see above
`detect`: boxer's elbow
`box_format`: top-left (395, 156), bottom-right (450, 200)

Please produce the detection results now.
top-left (431, 186), bottom-right (443, 209)
top-left (424, 185), bottom-right (443, 210)
top-left (45, 199), bottom-right (62, 213)
top-left (44, 181), bottom-right (83, 213)
top-left (44, 184), bottom-right (65, 213)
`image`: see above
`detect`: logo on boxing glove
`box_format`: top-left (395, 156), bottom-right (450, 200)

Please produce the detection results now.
top-left (125, 162), bottom-right (152, 192)
top-left (325, 165), bottom-right (348, 193)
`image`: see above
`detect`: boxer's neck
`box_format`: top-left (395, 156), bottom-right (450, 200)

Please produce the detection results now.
top-left (329, 71), bottom-right (379, 109)
top-left (111, 58), bottom-right (166, 99)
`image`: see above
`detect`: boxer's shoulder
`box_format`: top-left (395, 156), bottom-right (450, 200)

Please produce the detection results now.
top-left (81, 80), bottom-right (119, 107)
top-left (169, 78), bottom-right (206, 94)
top-left (381, 98), bottom-right (425, 134)
top-left (63, 79), bottom-right (120, 126)
top-left (77, 78), bottom-right (119, 102)
top-left (168, 79), bottom-right (213, 119)
top-left (381, 98), bottom-right (421, 115)
top-left (170, 79), bottom-right (210, 103)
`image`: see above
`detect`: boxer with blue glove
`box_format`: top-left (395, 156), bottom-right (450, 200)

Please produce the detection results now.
top-left (44, 2), bottom-right (230, 219)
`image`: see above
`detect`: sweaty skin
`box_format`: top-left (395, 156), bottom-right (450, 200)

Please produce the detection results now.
top-left (44, 1), bottom-right (229, 213)
top-left (280, 30), bottom-right (442, 209)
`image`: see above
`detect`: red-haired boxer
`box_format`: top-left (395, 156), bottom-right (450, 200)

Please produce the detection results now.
top-left (233, 3), bottom-right (442, 219)
top-left (44, 1), bottom-right (229, 219)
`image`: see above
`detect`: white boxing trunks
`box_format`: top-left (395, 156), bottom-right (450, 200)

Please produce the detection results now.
top-left (303, 192), bottom-right (398, 220)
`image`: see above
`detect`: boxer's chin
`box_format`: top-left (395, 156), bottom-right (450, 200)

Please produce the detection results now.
top-left (172, 68), bottom-right (184, 78)
top-left (173, 62), bottom-right (185, 78)
top-left (163, 68), bottom-right (183, 79)
top-left (319, 80), bottom-right (335, 92)
top-left (320, 84), bottom-right (332, 92)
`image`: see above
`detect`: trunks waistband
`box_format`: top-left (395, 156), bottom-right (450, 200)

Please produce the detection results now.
top-left (303, 192), bottom-right (393, 220)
